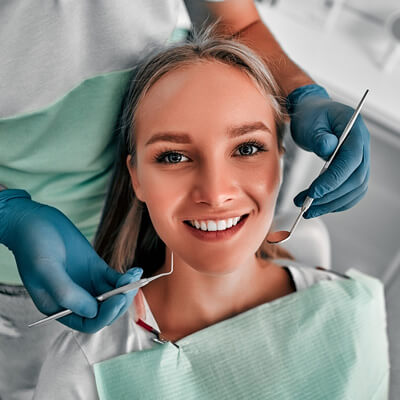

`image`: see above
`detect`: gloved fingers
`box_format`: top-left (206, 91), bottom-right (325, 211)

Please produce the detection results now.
top-left (295, 163), bottom-right (369, 207)
top-left (90, 258), bottom-right (142, 298)
top-left (309, 130), bottom-right (338, 159)
top-left (59, 294), bottom-right (127, 333)
top-left (45, 257), bottom-right (123, 320)
top-left (106, 267), bottom-right (144, 326)
top-left (304, 184), bottom-right (368, 219)
top-left (104, 264), bottom-right (125, 286)
top-left (307, 126), bottom-right (368, 200)
top-left (86, 255), bottom-right (125, 296)
top-left (57, 268), bottom-right (143, 332)
top-left (332, 190), bottom-right (369, 213)
top-left (54, 282), bottom-right (99, 319)
top-left (30, 259), bottom-right (99, 319)
top-left (89, 253), bottom-right (124, 288)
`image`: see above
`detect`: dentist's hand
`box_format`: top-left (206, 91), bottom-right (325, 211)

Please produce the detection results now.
top-left (287, 84), bottom-right (370, 218)
top-left (0, 189), bottom-right (143, 333)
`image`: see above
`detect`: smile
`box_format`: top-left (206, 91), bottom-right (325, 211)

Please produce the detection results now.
top-left (186, 215), bottom-right (246, 231)
top-left (183, 214), bottom-right (249, 241)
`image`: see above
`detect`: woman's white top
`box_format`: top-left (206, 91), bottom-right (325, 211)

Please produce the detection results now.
top-left (33, 265), bottom-right (345, 400)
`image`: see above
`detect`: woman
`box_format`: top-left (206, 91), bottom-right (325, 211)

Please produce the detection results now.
top-left (34, 25), bottom-right (388, 400)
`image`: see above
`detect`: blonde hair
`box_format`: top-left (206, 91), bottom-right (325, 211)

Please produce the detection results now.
top-left (94, 23), bottom-right (293, 276)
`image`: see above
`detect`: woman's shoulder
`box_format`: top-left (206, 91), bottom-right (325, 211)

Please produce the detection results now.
top-left (34, 327), bottom-right (100, 400)
top-left (40, 303), bottom-right (150, 369)
top-left (34, 306), bottom-right (155, 399)
top-left (69, 303), bottom-right (156, 365)
top-left (71, 315), bottom-right (131, 364)
top-left (283, 263), bottom-right (350, 292)
top-left (39, 311), bottom-right (135, 369)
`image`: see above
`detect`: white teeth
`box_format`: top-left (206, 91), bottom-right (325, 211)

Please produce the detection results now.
top-left (207, 221), bottom-right (217, 231)
top-left (189, 216), bottom-right (244, 231)
top-left (217, 220), bottom-right (226, 230)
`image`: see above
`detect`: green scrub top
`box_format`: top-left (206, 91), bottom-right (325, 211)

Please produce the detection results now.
top-left (0, 0), bottom-right (222, 284)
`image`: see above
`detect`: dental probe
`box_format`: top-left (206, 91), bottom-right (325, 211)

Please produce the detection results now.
top-left (28, 253), bottom-right (174, 327)
top-left (267, 89), bottom-right (369, 244)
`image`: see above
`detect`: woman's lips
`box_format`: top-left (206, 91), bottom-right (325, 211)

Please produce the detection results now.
top-left (182, 214), bottom-right (249, 241)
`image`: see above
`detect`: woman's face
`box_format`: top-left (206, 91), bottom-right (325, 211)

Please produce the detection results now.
top-left (127, 61), bottom-right (283, 274)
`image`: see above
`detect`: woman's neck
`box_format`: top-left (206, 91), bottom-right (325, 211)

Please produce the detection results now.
top-left (141, 249), bottom-right (294, 342)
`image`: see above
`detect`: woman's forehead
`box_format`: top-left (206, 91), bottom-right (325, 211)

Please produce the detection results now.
top-left (135, 61), bottom-right (276, 139)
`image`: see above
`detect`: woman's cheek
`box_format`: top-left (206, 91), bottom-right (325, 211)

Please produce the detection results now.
top-left (251, 158), bottom-right (281, 194)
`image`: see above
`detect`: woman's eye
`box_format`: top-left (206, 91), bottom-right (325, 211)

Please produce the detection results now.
top-left (236, 143), bottom-right (258, 156)
top-left (156, 152), bottom-right (189, 164)
top-left (234, 140), bottom-right (267, 157)
top-left (155, 141), bottom-right (266, 164)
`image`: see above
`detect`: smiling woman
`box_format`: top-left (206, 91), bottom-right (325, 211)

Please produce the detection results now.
top-left (125, 57), bottom-right (287, 281)
top-left (33, 23), bottom-right (387, 400)
top-left (88, 26), bottom-right (297, 335)
top-left (94, 25), bottom-right (292, 282)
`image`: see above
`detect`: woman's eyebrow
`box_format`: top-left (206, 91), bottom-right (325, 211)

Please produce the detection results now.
top-left (145, 121), bottom-right (272, 146)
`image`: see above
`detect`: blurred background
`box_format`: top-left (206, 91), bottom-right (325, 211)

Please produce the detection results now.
top-left (255, 4), bottom-right (400, 399)
top-left (176, 0), bottom-right (400, 397)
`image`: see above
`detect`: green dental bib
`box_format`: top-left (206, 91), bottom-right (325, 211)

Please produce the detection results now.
top-left (93, 269), bottom-right (390, 400)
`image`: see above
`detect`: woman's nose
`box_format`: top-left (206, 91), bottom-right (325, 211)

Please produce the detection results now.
top-left (190, 161), bottom-right (240, 207)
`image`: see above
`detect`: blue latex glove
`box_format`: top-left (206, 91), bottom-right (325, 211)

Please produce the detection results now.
top-left (287, 84), bottom-right (370, 218)
top-left (0, 189), bottom-right (143, 333)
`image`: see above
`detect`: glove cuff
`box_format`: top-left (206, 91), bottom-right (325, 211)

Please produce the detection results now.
top-left (286, 84), bottom-right (330, 114)
top-left (0, 189), bottom-right (32, 243)
top-left (0, 188), bottom-right (31, 202)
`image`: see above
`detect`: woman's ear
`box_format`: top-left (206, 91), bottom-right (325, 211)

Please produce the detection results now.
top-left (126, 155), bottom-right (145, 202)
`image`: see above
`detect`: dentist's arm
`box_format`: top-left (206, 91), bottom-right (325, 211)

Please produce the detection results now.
top-left (0, 188), bottom-right (142, 332)
top-left (199, 0), bottom-right (370, 217)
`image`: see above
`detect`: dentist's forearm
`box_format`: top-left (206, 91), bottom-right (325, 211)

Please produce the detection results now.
top-left (204, 0), bottom-right (314, 97)
top-left (0, 184), bottom-right (8, 191)
top-left (232, 19), bottom-right (314, 97)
